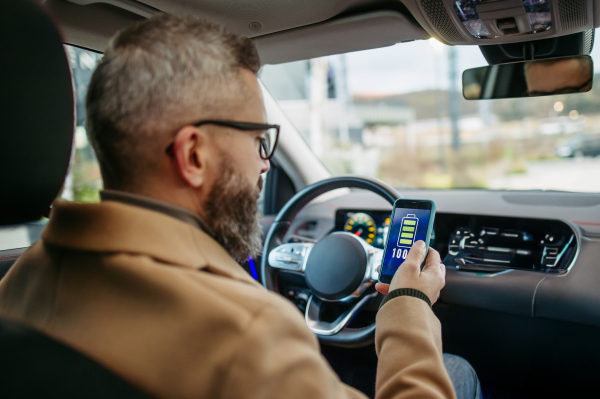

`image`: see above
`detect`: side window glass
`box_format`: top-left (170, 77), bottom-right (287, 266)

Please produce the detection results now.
top-left (62, 45), bottom-right (103, 203)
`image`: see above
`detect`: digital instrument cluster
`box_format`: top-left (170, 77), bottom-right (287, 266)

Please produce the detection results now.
top-left (334, 209), bottom-right (391, 248)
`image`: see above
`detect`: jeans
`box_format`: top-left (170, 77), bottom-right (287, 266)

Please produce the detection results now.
top-left (443, 354), bottom-right (483, 399)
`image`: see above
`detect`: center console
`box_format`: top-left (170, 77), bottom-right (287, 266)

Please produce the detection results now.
top-left (435, 213), bottom-right (577, 274)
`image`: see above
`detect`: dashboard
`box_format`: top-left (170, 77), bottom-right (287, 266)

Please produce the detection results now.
top-left (268, 188), bottom-right (600, 395)
top-left (335, 208), bottom-right (577, 274)
top-left (276, 188), bottom-right (600, 328)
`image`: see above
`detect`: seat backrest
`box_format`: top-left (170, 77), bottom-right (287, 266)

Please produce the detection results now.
top-left (0, 1), bottom-right (152, 397)
top-left (0, 317), bottom-right (151, 399)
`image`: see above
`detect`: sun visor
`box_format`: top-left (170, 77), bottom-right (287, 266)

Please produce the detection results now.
top-left (253, 11), bottom-right (430, 65)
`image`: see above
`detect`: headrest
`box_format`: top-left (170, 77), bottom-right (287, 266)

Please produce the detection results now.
top-left (0, 0), bottom-right (74, 226)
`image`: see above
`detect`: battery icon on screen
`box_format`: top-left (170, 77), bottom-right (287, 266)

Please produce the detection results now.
top-left (397, 214), bottom-right (419, 247)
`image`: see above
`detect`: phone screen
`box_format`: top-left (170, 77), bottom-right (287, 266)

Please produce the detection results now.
top-left (380, 200), bottom-right (434, 282)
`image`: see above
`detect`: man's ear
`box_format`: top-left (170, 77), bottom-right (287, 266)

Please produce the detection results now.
top-left (171, 125), bottom-right (206, 188)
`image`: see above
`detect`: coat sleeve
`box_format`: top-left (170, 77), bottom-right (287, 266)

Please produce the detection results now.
top-left (219, 301), bottom-right (367, 399)
top-left (220, 295), bottom-right (456, 399)
top-left (375, 296), bottom-right (456, 399)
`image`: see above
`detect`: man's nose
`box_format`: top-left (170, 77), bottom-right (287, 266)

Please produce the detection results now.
top-left (260, 158), bottom-right (270, 174)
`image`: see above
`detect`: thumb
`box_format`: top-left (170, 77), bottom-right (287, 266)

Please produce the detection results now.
top-left (402, 241), bottom-right (427, 272)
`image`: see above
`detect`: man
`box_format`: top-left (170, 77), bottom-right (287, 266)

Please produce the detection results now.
top-left (525, 56), bottom-right (593, 96)
top-left (0, 14), bottom-right (480, 399)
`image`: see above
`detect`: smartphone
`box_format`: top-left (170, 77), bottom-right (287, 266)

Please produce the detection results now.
top-left (378, 199), bottom-right (436, 284)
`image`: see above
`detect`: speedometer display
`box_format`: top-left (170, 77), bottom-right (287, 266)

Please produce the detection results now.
top-left (336, 209), bottom-right (393, 249)
top-left (344, 212), bottom-right (376, 244)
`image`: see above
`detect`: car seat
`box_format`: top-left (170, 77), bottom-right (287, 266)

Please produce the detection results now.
top-left (0, 1), bottom-right (151, 397)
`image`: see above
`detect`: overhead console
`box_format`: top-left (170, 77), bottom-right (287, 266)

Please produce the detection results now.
top-left (435, 213), bottom-right (578, 274)
top-left (401, 0), bottom-right (595, 45)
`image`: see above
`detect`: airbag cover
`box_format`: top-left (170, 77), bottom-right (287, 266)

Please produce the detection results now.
top-left (304, 233), bottom-right (367, 301)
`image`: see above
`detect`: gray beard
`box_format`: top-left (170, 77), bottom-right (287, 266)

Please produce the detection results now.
top-left (203, 158), bottom-right (263, 264)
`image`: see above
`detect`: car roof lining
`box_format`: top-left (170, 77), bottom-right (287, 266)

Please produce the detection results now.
top-left (47, 0), bottom-right (600, 64)
top-left (47, 0), bottom-right (431, 64)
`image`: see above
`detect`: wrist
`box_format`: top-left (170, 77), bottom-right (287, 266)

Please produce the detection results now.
top-left (379, 288), bottom-right (432, 310)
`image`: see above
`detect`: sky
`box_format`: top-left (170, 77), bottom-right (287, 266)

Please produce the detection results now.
top-left (344, 28), bottom-right (600, 96)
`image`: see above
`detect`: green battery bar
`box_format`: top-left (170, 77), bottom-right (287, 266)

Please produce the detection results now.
top-left (397, 214), bottom-right (419, 247)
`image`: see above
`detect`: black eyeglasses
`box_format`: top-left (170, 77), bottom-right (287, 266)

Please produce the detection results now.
top-left (165, 120), bottom-right (280, 160)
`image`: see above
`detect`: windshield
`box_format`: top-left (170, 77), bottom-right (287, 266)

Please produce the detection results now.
top-left (260, 30), bottom-right (600, 193)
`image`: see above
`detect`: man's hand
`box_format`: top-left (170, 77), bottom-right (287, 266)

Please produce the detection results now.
top-left (375, 241), bottom-right (446, 305)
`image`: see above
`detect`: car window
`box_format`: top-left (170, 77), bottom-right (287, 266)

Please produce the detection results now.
top-left (260, 29), bottom-right (600, 193)
top-left (62, 45), bottom-right (103, 203)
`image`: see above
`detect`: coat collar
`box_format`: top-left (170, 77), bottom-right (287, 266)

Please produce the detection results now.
top-left (42, 200), bottom-right (259, 286)
top-left (99, 189), bottom-right (216, 239)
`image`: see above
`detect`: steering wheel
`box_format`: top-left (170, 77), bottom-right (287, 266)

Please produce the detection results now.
top-left (261, 176), bottom-right (400, 347)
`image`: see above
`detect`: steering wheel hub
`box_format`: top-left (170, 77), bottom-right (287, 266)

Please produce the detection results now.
top-left (304, 233), bottom-right (367, 301)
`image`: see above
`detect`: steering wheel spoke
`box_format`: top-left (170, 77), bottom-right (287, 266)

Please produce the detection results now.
top-left (368, 247), bottom-right (383, 282)
top-left (305, 292), bottom-right (378, 336)
top-left (267, 243), bottom-right (314, 272)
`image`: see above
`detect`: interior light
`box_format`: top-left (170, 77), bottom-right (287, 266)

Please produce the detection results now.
top-left (247, 255), bottom-right (258, 280)
top-left (569, 110), bottom-right (579, 119)
top-left (428, 37), bottom-right (446, 53)
top-left (454, 0), bottom-right (552, 39)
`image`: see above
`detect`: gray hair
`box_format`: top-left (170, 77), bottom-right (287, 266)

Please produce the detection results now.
top-left (86, 13), bottom-right (261, 190)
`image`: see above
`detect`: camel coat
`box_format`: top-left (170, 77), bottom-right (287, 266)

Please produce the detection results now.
top-left (0, 199), bottom-right (455, 399)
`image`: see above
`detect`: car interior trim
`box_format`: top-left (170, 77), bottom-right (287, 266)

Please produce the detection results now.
top-left (64, 0), bottom-right (159, 18)
top-left (454, 269), bottom-right (515, 278)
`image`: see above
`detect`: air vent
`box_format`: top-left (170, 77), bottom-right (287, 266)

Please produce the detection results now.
top-left (559, 0), bottom-right (587, 30)
top-left (583, 29), bottom-right (594, 54)
top-left (420, 0), bottom-right (467, 43)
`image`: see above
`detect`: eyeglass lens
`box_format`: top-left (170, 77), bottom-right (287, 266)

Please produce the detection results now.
top-left (260, 128), bottom-right (277, 159)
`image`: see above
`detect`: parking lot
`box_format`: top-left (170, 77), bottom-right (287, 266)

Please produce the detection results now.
top-left (489, 157), bottom-right (600, 192)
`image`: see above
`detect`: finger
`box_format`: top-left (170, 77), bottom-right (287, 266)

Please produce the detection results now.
top-left (402, 241), bottom-right (427, 272)
top-left (437, 263), bottom-right (446, 290)
top-left (375, 282), bottom-right (390, 295)
top-left (421, 248), bottom-right (442, 275)
top-left (421, 248), bottom-right (441, 270)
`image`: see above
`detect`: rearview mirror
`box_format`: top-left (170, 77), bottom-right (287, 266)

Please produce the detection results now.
top-left (463, 55), bottom-right (593, 100)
